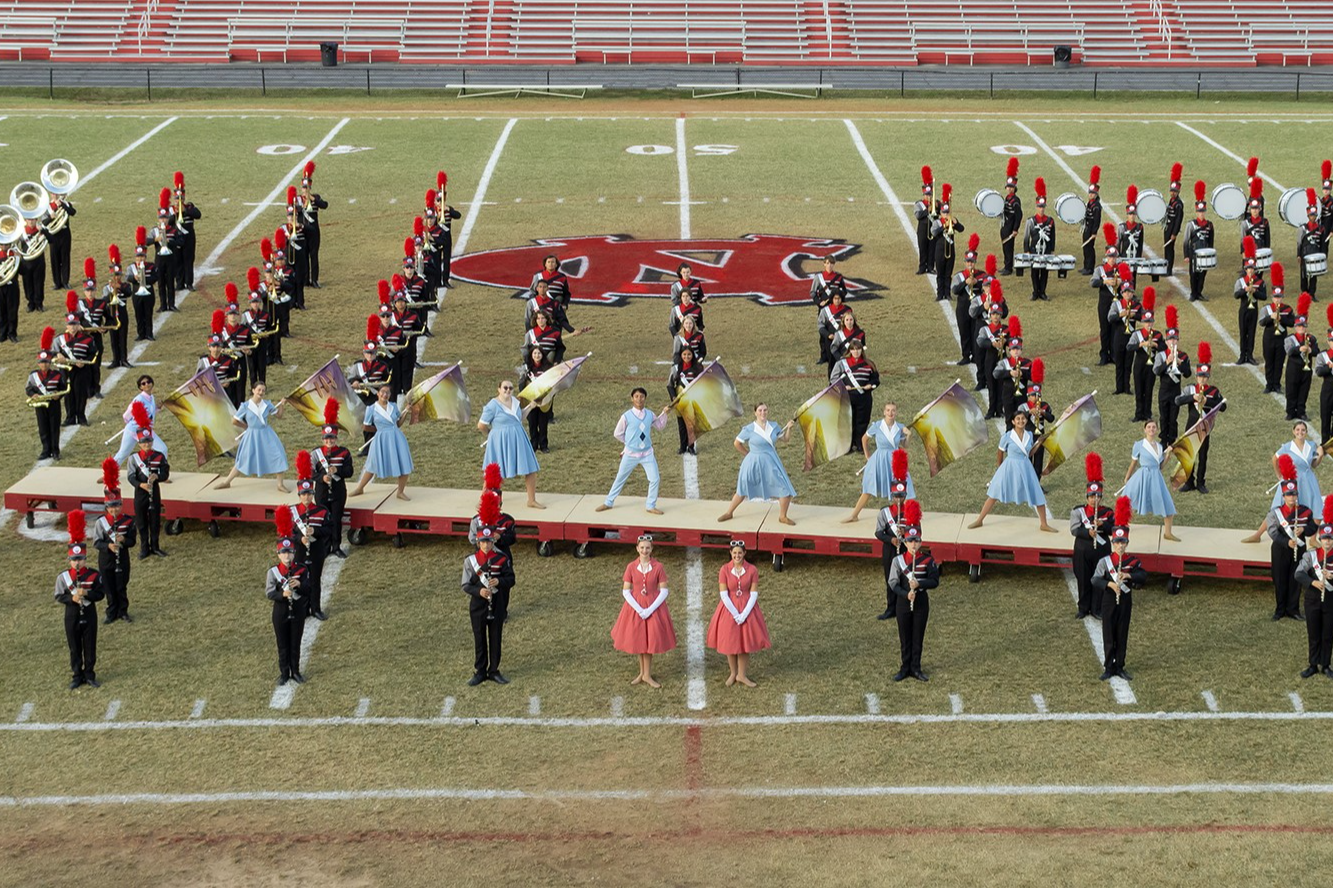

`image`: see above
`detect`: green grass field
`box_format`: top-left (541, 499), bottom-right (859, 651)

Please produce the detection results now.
top-left (3, 94), bottom-right (1333, 886)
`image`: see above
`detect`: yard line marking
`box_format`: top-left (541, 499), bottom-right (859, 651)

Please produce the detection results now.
top-left (785, 694), bottom-right (798, 715)
top-left (610, 696), bottom-right (624, 717)
top-left (453, 119), bottom-right (517, 259)
top-left (1175, 123), bottom-right (1287, 192)
top-left (865, 693), bottom-right (880, 715)
top-left (675, 117), bottom-right (692, 243)
top-left (1015, 121), bottom-right (1276, 403)
top-left (1061, 570), bottom-right (1137, 705)
top-left (103, 700), bottom-right (121, 722)
top-left (72, 117), bottom-right (177, 194)
top-left (1202, 690), bottom-right (1219, 712)
top-left (1032, 694), bottom-right (1048, 714)
top-left (528, 696), bottom-right (541, 716)
top-left (189, 699), bottom-right (206, 719)
top-left (844, 119), bottom-right (961, 347)
top-left (440, 697), bottom-right (455, 717)
top-left (12, 781), bottom-right (1333, 809)
top-left (355, 698), bottom-right (371, 718)
top-left (1290, 692), bottom-right (1304, 713)
top-left (950, 694), bottom-right (964, 715)
top-left (15, 703), bottom-right (33, 723)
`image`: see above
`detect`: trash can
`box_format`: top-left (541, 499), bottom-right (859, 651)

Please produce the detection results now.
top-left (320, 42), bottom-right (338, 67)
top-left (1053, 45), bottom-right (1072, 69)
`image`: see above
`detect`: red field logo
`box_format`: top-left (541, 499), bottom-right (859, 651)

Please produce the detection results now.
top-left (450, 234), bottom-right (881, 306)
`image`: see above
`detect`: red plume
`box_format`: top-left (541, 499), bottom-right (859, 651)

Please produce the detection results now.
top-left (286, 185), bottom-right (297, 207)
top-left (1114, 496), bottom-right (1131, 528)
top-left (989, 279), bottom-right (1003, 302)
top-left (1126, 184), bottom-right (1138, 208)
top-left (1006, 157), bottom-right (1019, 179)
top-left (1170, 162), bottom-right (1183, 184)
top-left (437, 170), bottom-right (447, 192)
top-left (1197, 341), bottom-right (1212, 366)
top-left (484, 462), bottom-right (503, 491)
top-left (1103, 222), bottom-right (1116, 247)
top-left (1165, 305), bottom-right (1178, 330)
top-left (366, 315), bottom-right (381, 342)
top-left (210, 309), bottom-right (224, 335)
top-left (1323, 493), bottom-right (1333, 526)
top-left (1326, 303), bottom-right (1333, 331)
top-left (1194, 181), bottom-right (1206, 203)
top-left (403, 237), bottom-right (414, 258)
top-left (1034, 177), bottom-right (1046, 199)
top-left (101, 456), bottom-right (119, 491)
top-left (1271, 261), bottom-right (1285, 291)
top-left (174, 170), bottom-right (184, 189)
top-left (158, 187), bottom-right (170, 210)
top-left (1007, 315), bottom-right (1022, 338)
top-left (903, 499), bottom-right (922, 526)
top-left (1323, 160), bottom-right (1332, 182)
top-left (391, 273), bottom-right (405, 292)
top-left (65, 291), bottom-right (78, 313)
top-left (1250, 178), bottom-right (1263, 199)
top-left (304, 161), bottom-right (316, 179)
top-left (108, 245), bottom-right (120, 266)
top-left (1309, 187), bottom-right (1319, 209)
top-left (1299, 292), bottom-right (1313, 319)
top-left (83, 257), bottom-right (95, 280)
top-left (1279, 453), bottom-right (1297, 482)
top-left (478, 490), bottom-right (502, 527)
top-left (985, 254), bottom-right (997, 277)
top-left (941, 183), bottom-right (952, 206)
top-left (39, 326), bottom-right (54, 351)
top-left (135, 225), bottom-right (146, 248)
top-left (425, 188), bottom-right (436, 208)
top-left (1085, 452), bottom-right (1104, 484)
top-left (1242, 235), bottom-right (1256, 260)
top-left (921, 165), bottom-right (932, 185)
top-left (275, 507), bottom-right (293, 540)
top-left (1089, 165), bottom-right (1100, 186)
top-left (1118, 262), bottom-right (1132, 281)
top-left (1247, 156), bottom-right (1259, 178)
top-left (296, 449), bottom-right (313, 480)
top-left (224, 281), bottom-right (238, 302)
top-left (1030, 357), bottom-right (1045, 386)
top-left (260, 238), bottom-right (273, 263)
top-left (967, 233), bottom-right (980, 254)
top-left (377, 279), bottom-right (391, 304)
top-left (1142, 286), bottom-right (1156, 313)
top-left (413, 216), bottom-right (424, 237)
top-left (68, 509), bottom-right (86, 544)
top-left (323, 397), bottom-right (339, 427)
top-left (892, 448), bottom-right (908, 481)
top-left (274, 227), bottom-right (287, 252)
top-left (131, 400), bottom-right (151, 432)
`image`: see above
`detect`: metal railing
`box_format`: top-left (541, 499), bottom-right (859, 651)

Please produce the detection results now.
top-left (1148, 0), bottom-right (1172, 59)
top-left (225, 16), bottom-right (408, 60)
top-left (137, 0), bottom-right (159, 56)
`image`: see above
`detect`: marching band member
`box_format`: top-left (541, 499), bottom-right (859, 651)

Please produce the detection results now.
top-left (829, 309), bottom-right (865, 363)
top-left (844, 406), bottom-right (913, 524)
top-left (1246, 156), bottom-right (1266, 217)
top-left (391, 282), bottom-right (423, 390)
top-left (268, 511), bottom-right (308, 687)
top-left (423, 182), bottom-right (461, 298)
top-left (1122, 419), bottom-right (1178, 543)
top-left (1091, 498), bottom-right (1146, 681)
top-left (1241, 179), bottom-right (1269, 252)
top-left (17, 215), bottom-right (48, 313)
top-left (1293, 496), bottom-right (1333, 678)
top-left (1117, 185), bottom-right (1145, 261)
top-left (531, 253), bottom-right (573, 307)
top-left (399, 242), bottom-right (428, 309)
top-left (1127, 288), bottom-right (1163, 422)
top-left (150, 188), bottom-right (181, 312)
top-left (1024, 178), bottom-right (1055, 301)
top-left (1000, 157), bottom-right (1022, 275)
top-left (262, 238), bottom-right (293, 355)
top-left (670, 261), bottom-right (706, 306)
top-left (222, 292), bottom-right (256, 396)
top-left (46, 191), bottom-right (75, 291)
top-left (79, 259), bottom-right (106, 398)
top-left (26, 329), bottom-right (66, 460)
top-left (347, 325), bottom-right (393, 412)
top-left (1153, 307), bottom-right (1192, 445)
top-left (433, 173), bottom-right (462, 288)
top-left (470, 466), bottom-right (517, 561)
top-left (298, 162), bottom-right (327, 288)
top-left (595, 387), bottom-right (671, 516)
top-left (127, 415), bottom-right (169, 560)
top-left (872, 454), bottom-right (911, 619)
top-left (717, 403), bottom-right (797, 526)
top-left (889, 500), bottom-right (938, 682)
top-left (1234, 236), bottom-right (1265, 366)
top-left (991, 315), bottom-right (1029, 425)
top-left (1285, 294), bottom-right (1316, 422)
top-left (1016, 361), bottom-right (1054, 478)
top-left (53, 296), bottom-right (94, 427)
top-left (1108, 268), bottom-right (1141, 397)
top-left (1299, 187), bottom-right (1324, 301)
top-left (1184, 181), bottom-right (1214, 302)
top-left (1174, 342), bottom-right (1225, 494)
top-left (0, 243), bottom-right (19, 342)
top-left (1316, 304), bottom-right (1333, 445)
top-left (950, 236), bottom-right (982, 365)
top-left (313, 399), bottom-right (354, 558)
top-left (1070, 454), bottom-right (1114, 619)
top-left (830, 339), bottom-right (879, 451)
top-left (242, 285), bottom-right (272, 386)
top-left (93, 458), bottom-right (136, 624)
top-left (914, 168), bottom-right (936, 275)
top-left (525, 278), bottom-right (574, 334)
top-left (816, 288), bottom-right (849, 367)
top-left (518, 346), bottom-right (555, 453)
top-left (103, 246), bottom-right (131, 369)
top-left (280, 192), bottom-right (307, 309)
top-left (812, 256), bottom-right (847, 365)
top-left (291, 453), bottom-right (332, 622)
top-left (611, 534), bottom-right (676, 689)
top-left (205, 310), bottom-right (243, 406)
top-left (113, 375), bottom-right (167, 464)
top-left (376, 305), bottom-right (409, 400)
top-left (172, 172), bottom-right (202, 292)
top-left (1162, 163), bottom-right (1184, 277)
top-left (1261, 263), bottom-right (1294, 394)
top-left (1260, 455), bottom-right (1316, 622)
top-left (216, 380), bottom-right (289, 492)
top-left (348, 383), bottom-right (413, 502)
top-left (968, 408), bottom-right (1057, 533)
top-left (462, 522), bottom-right (515, 686)
top-left (931, 184), bottom-right (964, 302)
top-left (707, 541), bottom-right (771, 687)
top-left (1091, 225), bottom-right (1121, 365)
top-left (1079, 165), bottom-right (1102, 276)
top-left (667, 346), bottom-right (702, 455)
top-left (672, 314), bottom-right (706, 366)
top-left (975, 295), bottom-right (1007, 403)
top-left (1321, 161), bottom-right (1333, 243)
top-left (127, 226), bottom-right (156, 342)
top-left (477, 380), bottom-right (543, 509)
top-left (55, 509), bottom-right (103, 689)
top-left (668, 279), bottom-right (705, 337)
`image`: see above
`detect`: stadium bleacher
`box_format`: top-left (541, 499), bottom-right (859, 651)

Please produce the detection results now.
top-left (0, 0), bottom-right (1328, 66)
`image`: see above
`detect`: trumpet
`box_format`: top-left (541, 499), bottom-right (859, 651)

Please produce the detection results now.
top-left (26, 386), bottom-right (68, 408)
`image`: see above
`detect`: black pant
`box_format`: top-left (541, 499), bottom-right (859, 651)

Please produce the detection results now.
top-left (1164, 239), bottom-right (1177, 277)
top-left (87, 332), bottom-right (104, 396)
top-left (49, 228), bottom-right (71, 289)
top-left (1111, 329), bottom-right (1132, 394)
top-left (1030, 444), bottom-right (1047, 479)
top-left (0, 279), bottom-right (18, 339)
top-left (134, 490), bottom-right (161, 555)
top-left (1097, 290), bottom-right (1115, 364)
top-left (1158, 385), bottom-right (1182, 445)
top-left (155, 258), bottom-right (177, 310)
top-left (677, 416), bottom-right (691, 452)
top-left (65, 606), bottom-right (97, 681)
top-left (1001, 232), bottom-right (1016, 271)
top-left (1302, 268), bottom-right (1321, 301)
top-left (1237, 303), bottom-right (1258, 363)
top-left (1073, 538), bottom-right (1109, 616)
top-left (272, 302), bottom-right (291, 361)
top-left (1263, 330), bottom-right (1285, 392)
top-left (318, 483), bottom-right (347, 551)
top-left (1132, 359), bottom-right (1156, 421)
top-left (1030, 266), bottom-right (1050, 300)
top-left (108, 306), bottom-right (129, 365)
top-left (470, 590), bottom-right (508, 675)
top-left (99, 558), bottom-right (130, 620)
top-left (1187, 437), bottom-right (1211, 487)
top-left (1304, 588), bottom-right (1333, 669)
top-left (1189, 263), bottom-right (1208, 300)
top-left (303, 548), bottom-right (327, 613)
top-left (528, 408), bottom-right (550, 450)
top-left (291, 252), bottom-right (309, 309)
top-left (1273, 540), bottom-right (1304, 617)
top-left (34, 401), bottom-right (61, 457)
top-left (1081, 238), bottom-right (1096, 273)
top-left (179, 234), bottom-right (196, 289)
top-left (935, 255), bottom-right (955, 301)
top-left (132, 291), bottom-right (154, 340)
top-left (273, 605), bottom-right (305, 679)
top-left (306, 226), bottom-right (321, 283)
top-left (916, 222), bottom-right (932, 273)
top-left (955, 296), bottom-right (973, 362)
top-left (984, 358), bottom-right (1004, 418)
top-left (1287, 361), bottom-right (1313, 420)
top-left (1101, 593), bottom-right (1131, 673)
top-left (19, 258), bottom-right (45, 310)
top-left (880, 550), bottom-right (900, 614)
top-left (1321, 379), bottom-right (1333, 445)
top-left (895, 590), bottom-right (928, 674)
top-left (849, 390), bottom-right (873, 452)
top-left (64, 367), bottom-right (88, 425)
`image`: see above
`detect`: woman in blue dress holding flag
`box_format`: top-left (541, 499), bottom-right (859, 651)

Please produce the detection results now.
top-left (478, 379), bottom-right (544, 509)
top-left (216, 380), bottom-right (288, 492)
top-left (968, 409), bottom-right (1056, 532)
top-left (843, 401), bottom-right (915, 523)
top-left (718, 403), bottom-right (797, 526)
top-left (349, 384), bottom-right (413, 501)
top-left (1242, 420), bottom-right (1324, 543)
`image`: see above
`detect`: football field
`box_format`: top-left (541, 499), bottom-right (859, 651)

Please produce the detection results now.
top-left (3, 94), bottom-right (1333, 885)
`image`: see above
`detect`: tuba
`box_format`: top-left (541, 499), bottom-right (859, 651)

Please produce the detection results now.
top-left (12, 181), bottom-right (50, 260)
top-left (40, 159), bottom-right (77, 234)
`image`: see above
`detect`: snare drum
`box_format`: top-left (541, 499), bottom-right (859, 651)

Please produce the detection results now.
top-left (1140, 258), bottom-right (1168, 277)
top-left (1279, 187), bottom-right (1309, 228)
top-left (1055, 192), bottom-right (1084, 226)
top-left (974, 188), bottom-right (1004, 219)
top-left (1050, 254), bottom-right (1077, 278)
top-left (1194, 247), bottom-right (1218, 270)
top-left (1135, 188), bottom-right (1167, 225)
top-left (1305, 252), bottom-right (1328, 277)
top-left (1211, 183), bottom-right (1246, 220)
top-left (1015, 252), bottom-right (1035, 277)
top-left (1255, 247), bottom-right (1273, 270)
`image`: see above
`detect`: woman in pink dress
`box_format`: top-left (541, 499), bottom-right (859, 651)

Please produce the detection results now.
top-left (706, 541), bottom-right (771, 687)
top-left (611, 535), bottom-right (676, 687)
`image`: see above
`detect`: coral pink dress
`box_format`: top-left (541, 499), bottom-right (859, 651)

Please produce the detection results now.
top-left (706, 561), bottom-right (771, 655)
top-left (611, 558), bottom-right (677, 654)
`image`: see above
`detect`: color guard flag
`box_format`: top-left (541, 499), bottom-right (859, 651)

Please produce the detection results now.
top-left (160, 367), bottom-right (236, 466)
top-left (1165, 401), bottom-right (1224, 490)
top-left (908, 380), bottom-right (988, 477)
top-left (284, 358), bottom-right (364, 432)
top-left (516, 353), bottom-right (589, 418)
top-left (1039, 392), bottom-right (1103, 478)
top-left (669, 358), bottom-right (744, 446)
top-left (405, 362), bottom-right (472, 425)
top-left (793, 379), bottom-right (852, 471)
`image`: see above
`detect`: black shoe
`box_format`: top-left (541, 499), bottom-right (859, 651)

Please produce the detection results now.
top-left (539, 446), bottom-right (550, 453)
top-left (121, 613), bottom-right (133, 623)
top-left (1075, 611), bottom-right (1088, 619)
top-left (687, 444), bottom-right (697, 455)
top-left (1079, 269), bottom-right (1094, 276)
top-left (1324, 667), bottom-right (1333, 679)
top-left (277, 675), bottom-right (289, 686)
top-left (290, 672), bottom-right (306, 684)
top-left (956, 358), bottom-right (971, 366)
top-left (69, 677), bottom-right (84, 690)
top-left (1096, 358), bottom-right (1112, 366)
top-left (1196, 483), bottom-right (1209, 494)
top-left (38, 451), bottom-right (51, 460)
top-left (1099, 669), bottom-right (1113, 681)
top-left (312, 610), bottom-right (328, 621)
top-left (467, 672), bottom-right (486, 686)
top-left (1117, 669), bottom-right (1132, 681)
top-left (915, 269), bottom-right (927, 276)
top-left (490, 671), bottom-right (509, 684)
top-left (137, 550), bottom-right (150, 561)
top-left (1291, 611), bottom-right (1306, 622)
top-left (332, 548), bottom-right (348, 558)
top-left (309, 282), bottom-right (321, 289)
top-left (877, 610), bottom-right (894, 620)
top-left (1001, 268), bottom-right (1014, 276)
top-left (1273, 612), bottom-right (1284, 622)
top-left (103, 614), bottom-right (117, 625)
top-left (678, 446), bottom-right (688, 454)
top-left (911, 671), bottom-right (929, 682)
top-left (1302, 665), bottom-right (1319, 679)
top-left (892, 670), bottom-right (909, 682)
top-left (153, 548), bottom-right (168, 557)
top-left (1178, 481), bottom-right (1196, 493)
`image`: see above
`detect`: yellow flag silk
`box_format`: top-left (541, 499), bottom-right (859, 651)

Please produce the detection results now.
top-left (284, 358), bottom-right (364, 433)
top-left (1039, 393), bottom-right (1103, 478)
top-left (794, 380), bottom-right (852, 471)
top-left (909, 382), bottom-right (988, 477)
top-left (405, 363), bottom-right (472, 425)
top-left (516, 355), bottom-right (588, 418)
top-left (672, 359), bottom-right (744, 446)
top-left (160, 367), bottom-right (237, 466)
top-left (1165, 403), bottom-right (1222, 490)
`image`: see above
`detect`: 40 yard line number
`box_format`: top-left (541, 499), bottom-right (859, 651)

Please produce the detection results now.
top-left (627, 144), bottom-right (738, 155)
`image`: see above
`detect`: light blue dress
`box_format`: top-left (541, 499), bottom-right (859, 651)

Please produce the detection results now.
top-left (1125, 438), bottom-right (1176, 517)
top-left (986, 429), bottom-right (1046, 507)
top-left (1271, 440), bottom-right (1322, 512)
top-left (735, 421), bottom-right (797, 500)
top-left (114, 392), bottom-right (168, 463)
top-left (233, 399), bottom-right (287, 476)
top-left (364, 401), bottom-right (414, 478)
top-left (861, 419), bottom-right (916, 499)
top-left (481, 397), bottom-right (540, 479)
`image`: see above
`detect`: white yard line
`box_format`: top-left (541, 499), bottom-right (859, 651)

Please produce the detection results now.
top-left (189, 699), bottom-right (206, 719)
top-left (1290, 692), bottom-right (1304, 713)
top-left (865, 693), bottom-right (880, 715)
top-left (528, 696), bottom-right (541, 716)
top-left (354, 698), bottom-right (371, 718)
top-left (1175, 123), bottom-right (1288, 192)
top-left (15, 703), bottom-right (33, 723)
top-left (440, 697), bottom-right (455, 717)
top-left (71, 117), bottom-right (178, 194)
top-left (784, 693), bottom-right (798, 715)
top-left (1202, 690), bottom-right (1220, 712)
top-left (1032, 694), bottom-right (1048, 714)
top-left (949, 694), bottom-right (964, 715)
top-left (103, 700), bottom-right (121, 722)
top-left (1061, 571), bottom-right (1137, 705)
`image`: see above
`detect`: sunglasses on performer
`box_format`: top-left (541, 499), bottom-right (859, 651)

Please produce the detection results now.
top-left (729, 540), bottom-right (746, 549)
top-left (637, 534), bottom-right (654, 543)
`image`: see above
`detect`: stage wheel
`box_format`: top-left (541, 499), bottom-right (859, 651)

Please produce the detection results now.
top-left (207, 520), bottom-right (220, 538)
top-left (969, 564), bottom-right (981, 583)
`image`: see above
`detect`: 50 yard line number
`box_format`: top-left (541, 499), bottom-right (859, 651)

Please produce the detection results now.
top-left (627, 144), bottom-right (738, 155)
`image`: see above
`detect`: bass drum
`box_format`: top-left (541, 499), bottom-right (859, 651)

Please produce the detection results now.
top-left (1054, 192), bottom-right (1084, 225)
top-left (974, 188), bottom-right (1004, 219)
top-left (1279, 186), bottom-right (1310, 228)
top-left (1211, 183), bottom-right (1246, 220)
top-left (1135, 188), bottom-right (1167, 225)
